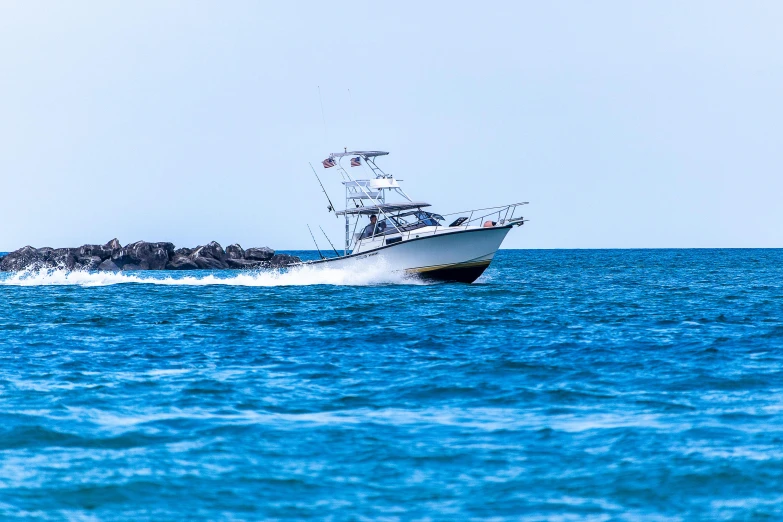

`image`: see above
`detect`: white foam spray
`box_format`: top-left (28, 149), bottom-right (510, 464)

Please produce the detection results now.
top-left (0, 261), bottom-right (427, 287)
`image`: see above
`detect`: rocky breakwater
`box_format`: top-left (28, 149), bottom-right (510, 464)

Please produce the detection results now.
top-left (0, 239), bottom-right (300, 272)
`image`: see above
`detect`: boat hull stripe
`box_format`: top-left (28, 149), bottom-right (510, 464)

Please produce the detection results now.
top-left (409, 261), bottom-right (492, 284)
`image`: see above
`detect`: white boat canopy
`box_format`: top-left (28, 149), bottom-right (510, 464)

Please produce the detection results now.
top-left (335, 202), bottom-right (431, 216)
top-left (330, 150), bottom-right (389, 158)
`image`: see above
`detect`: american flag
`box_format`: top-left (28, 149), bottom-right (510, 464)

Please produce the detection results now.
top-left (322, 157), bottom-right (336, 168)
top-left (350, 156), bottom-right (361, 167)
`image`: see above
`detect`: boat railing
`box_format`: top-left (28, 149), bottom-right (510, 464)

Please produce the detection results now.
top-left (436, 202), bottom-right (528, 231)
top-left (395, 202), bottom-right (527, 242)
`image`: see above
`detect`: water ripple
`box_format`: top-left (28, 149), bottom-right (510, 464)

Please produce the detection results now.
top-left (1, 249), bottom-right (782, 519)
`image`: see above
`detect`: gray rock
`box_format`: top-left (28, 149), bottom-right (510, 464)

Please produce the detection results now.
top-left (118, 241), bottom-right (149, 260)
top-left (0, 246), bottom-right (43, 271)
top-left (150, 242), bottom-right (175, 257)
top-left (189, 241), bottom-right (227, 269)
top-left (111, 246), bottom-right (134, 267)
top-left (192, 241), bottom-right (225, 261)
top-left (50, 248), bottom-right (78, 256)
top-left (225, 258), bottom-right (266, 269)
top-left (148, 248), bottom-right (169, 270)
top-left (113, 241), bottom-right (174, 270)
top-left (225, 244), bottom-right (244, 260)
top-left (77, 256), bottom-right (102, 270)
top-left (192, 257), bottom-right (228, 269)
top-left (79, 243), bottom-right (114, 260)
top-left (245, 247), bottom-right (274, 261)
top-left (97, 259), bottom-right (120, 271)
top-left (268, 254), bottom-right (300, 268)
top-left (1, 240), bottom-right (293, 272)
top-left (48, 248), bottom-right (79, 270)
top-left (166, 255), bottom-right (199, 270)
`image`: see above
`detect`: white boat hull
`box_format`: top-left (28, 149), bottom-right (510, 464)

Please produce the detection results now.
top-left (302, 225), bottom-right (512, 283)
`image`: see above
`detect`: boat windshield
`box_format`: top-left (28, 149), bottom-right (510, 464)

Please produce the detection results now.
top-left (395, 211), bottom-right (443, 229)
top-left (359, 211), bottom-right (444, 239)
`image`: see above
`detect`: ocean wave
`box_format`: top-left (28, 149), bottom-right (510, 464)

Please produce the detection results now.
top-left (0, 261), bottom-right (425, 287)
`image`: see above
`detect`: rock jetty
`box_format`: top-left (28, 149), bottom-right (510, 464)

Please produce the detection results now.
top-left (0, 239), bottom-right (300, 272)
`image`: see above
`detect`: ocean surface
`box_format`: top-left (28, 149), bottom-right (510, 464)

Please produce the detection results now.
top-left (1, 249), bottom-right (782, 520)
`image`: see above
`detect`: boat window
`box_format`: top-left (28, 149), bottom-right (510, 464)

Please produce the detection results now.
top-left (414, 211), bottom-right (443, 227)
top-left (393, 211), bottom-right (442, 232)
top-left (359, 218), bottom-right (402, 239)
top-left (378, 218), bottom-right (402, 234)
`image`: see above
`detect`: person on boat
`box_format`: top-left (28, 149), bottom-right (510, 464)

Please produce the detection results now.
top-left (361, 214), bottom-right (386, 239)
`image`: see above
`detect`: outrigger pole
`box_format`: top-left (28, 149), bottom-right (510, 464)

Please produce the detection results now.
top-left (319, 226), bottom-right (340, 257)
top-left (307, 225), bottom-right (325, 260)
top-left (309, 162), bottom-right (336, 215)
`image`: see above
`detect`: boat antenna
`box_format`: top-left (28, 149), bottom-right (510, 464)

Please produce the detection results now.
top-left (319, 226), bottom-right (340, 257)
top-left (307, 225), bottom-right (325, 260)
top-left (309, 162), bottom-right (336, 215)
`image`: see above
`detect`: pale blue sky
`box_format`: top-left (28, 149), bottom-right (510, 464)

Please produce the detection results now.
top-left (1, 1), bottom-right (781, 250)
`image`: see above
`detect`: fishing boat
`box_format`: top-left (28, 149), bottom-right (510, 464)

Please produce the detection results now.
top-left (303, 150), bottom-right (527, 283)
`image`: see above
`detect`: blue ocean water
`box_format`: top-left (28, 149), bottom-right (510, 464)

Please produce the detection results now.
top-left (1, 249), bottom-right (782, 520)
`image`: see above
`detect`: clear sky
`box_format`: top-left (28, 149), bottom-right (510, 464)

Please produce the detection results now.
top-left (1, 1), bottom-right (781, 250)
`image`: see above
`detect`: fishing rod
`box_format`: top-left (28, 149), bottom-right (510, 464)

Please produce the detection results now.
top-left (309, 162), bottom-right (336, 215)
top-left (319, 226), bottom-right (340, 257)
top-left (307, 225), bottom-right (325, 260)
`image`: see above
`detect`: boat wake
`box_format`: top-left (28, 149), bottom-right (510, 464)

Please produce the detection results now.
top-left (0, 262), bottom-right (426, 287)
